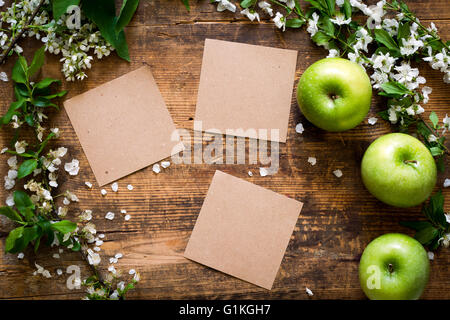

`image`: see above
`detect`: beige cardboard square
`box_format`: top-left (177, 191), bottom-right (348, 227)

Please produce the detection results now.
top-left (64, 66), bottom-right (184, 186)
top-left (184, 170), bottom-right (303, 290)
top-left (194, 39), bottom-right (298, 143)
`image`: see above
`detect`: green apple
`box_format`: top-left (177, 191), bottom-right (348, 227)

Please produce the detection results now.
top-left (359, 233), bottom-right (430, 300)
top-left (361, 133), bottom-right (437, 208)
top-left (296, 57), bottom-right (372, 132)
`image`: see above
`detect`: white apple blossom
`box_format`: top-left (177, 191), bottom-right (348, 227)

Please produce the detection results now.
top-left (273, 12), bottom-right (286, 32)
top-left (371, 52), bottom-right (396, 73)
top-left (64, 159), bottom-right (80, 176)
top-left (327, 49), bottom-right (340, 58)
top-left (14, 140), bottom-right (27, 154)
top-left (421, 86), bottom-right (432, 104)
top-left (306, 12), bottom-right (319, 36)
top-left (330, 14), bottom-right (351, 26)
top-left (258, 1), bottom-right (273, 16)
top-left (279, 0), bottom-right (295, 9)
top-left (215, 0), bottom-right (236, 12)
top-left (241, 8), bottom-right (260, 22)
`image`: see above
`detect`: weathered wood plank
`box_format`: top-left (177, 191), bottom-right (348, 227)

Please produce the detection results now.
top-left (0, 0), bottom-right (449, 299)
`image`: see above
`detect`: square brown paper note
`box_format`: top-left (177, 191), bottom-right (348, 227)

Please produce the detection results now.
top-left (184, 170), bottom-right (303, 290)
top-left (64, 66), bottom-right (184, 186)
top-left (194, 39), bottom-right (298, 143)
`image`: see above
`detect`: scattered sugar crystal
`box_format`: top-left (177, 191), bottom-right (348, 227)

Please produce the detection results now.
top-left (248, 171), bottom-right (253, 177)
top-left (105, 212), bottom-right (115, 220)
top-left (115, 253), bottom-right (123, 259)
top-left (63, 197), bottom-right (70, 205)
top-left (444, 179), bottom-right (450, 188)
top-left (127, 184), bottom-right (134, 191)
top-left (295, 123), bottom-right (304, 134)
top-left (333, 169), bottom-right (343, 178)
top-left (124, 214), bottom-right (131, 221)
top-left (17, 252), bottom-right (24, 259)
top-left (85, 181), bottom-right (92, 188)
top-left (428, 251), bottom-right (434, 260)
top-left (120, 209), bottom-right (127, 214)
top-left (94, 246), bottom-right (101, 252)
top-left (98, 234), bottom-right (105, 239)
top-left (101, 189), bottom-right (107, 196)
top-left (111, 182), bottom-right (118, 192)
top-left (56, 269), bottom-right (63, 276)
top-left (52, 253), bottom-right (60, 259)
top-left (95, 240), bottom-right (104, 246)
top-left (306, 287), bottom-right (314, 296)
top-left (307, 157), bottom-right (316, 166)
top-left (129, 269), bottom-right (136, 275)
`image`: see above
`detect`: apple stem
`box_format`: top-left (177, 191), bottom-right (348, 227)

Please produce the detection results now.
top-left (388, 263), bottom-right (394, 273)
top-left (403, 160), bottom-right (417, 165)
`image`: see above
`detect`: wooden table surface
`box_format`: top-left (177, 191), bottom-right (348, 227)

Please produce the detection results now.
top-left (0, 0), bottom-right (449, 300)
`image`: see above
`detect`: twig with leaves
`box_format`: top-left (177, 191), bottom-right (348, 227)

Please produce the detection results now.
top-left (0, 48), bottom-right (140, 300)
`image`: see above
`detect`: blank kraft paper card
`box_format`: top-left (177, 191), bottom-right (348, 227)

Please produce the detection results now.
top-left (64, 66), bottom-right (184, 186)
top-left (184, 170), bottom-right (303, 290)
top-left (194, 39), bottom-right (298, 143)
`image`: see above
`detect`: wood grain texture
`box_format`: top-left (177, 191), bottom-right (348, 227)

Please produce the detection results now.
top-left (0, 0), bottom-right (449, 300)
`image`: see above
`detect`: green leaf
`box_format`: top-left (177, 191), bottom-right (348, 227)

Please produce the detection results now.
top-left (400, 220), bottom-right (433, 231)
top-left (33, 78), bottom-right (61, 91)
top-left (311, 31), bottom-right (332, 46)
top-left (286, 18), bottom-right (305, 28)
top-left (52, 0), bottom-right (80, 20)
top-left (1, 99), bottom-right (26, 125)
top-left (7, 226), bottom-right (39, 253)
top-left (422, 191), bottom-right (447, 229)
top-left (380, 81), bottom-right (411, 98)
top-left (0, 207), bottom-right (23, 222)
top-left (429, 146), bottom-right (444, 157)
top-left (115, 0), bottom-right (140, 34)
top-left (342, 0), bottom-right (351, 19)
top-left (436, 157), bottom-right (445, 172)
top-left (429, 112), bottom-right (439, 129)
top-left (17, 159), bottom-right (38, 180)
top-left (374, 29), bottom-right (400, 55)
top-left (397, 22), bottom-right (410, 42)
top-left (306, 0), bottom-right (327, 12)
top-left (31, 97), bottom-right (58, 108)
top-left (320, 16), bottom-right (335, 37)
top-left (71, 240), bottom-right (81, 251)
top-left (240, 0), bottom-right (256, 9)
top-left (325, 0), bottom-right (335, 16)
top-left (14, 84), bottom-right (30, 100)
top-left (377, 110), bottom-right (390, 121)
top-left (51, 220), bottom-right (77, 234)
top-left (40, 90), bottom-right (67, 100)
top-left (28, 47), bottom-right (46, 78)
top-left (414, 226), bottom-right (439, 245)
top-left (11, 56), bottom-right (28, 84)
top-left (181, 0), bottom-right (190, 10)
top-left (13, 190), bottom-right (35, 221)
top-left (5, 227), bottom-right (24, 253)
top-left (81, 0), bottom-right (130, 62)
